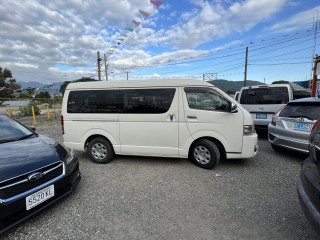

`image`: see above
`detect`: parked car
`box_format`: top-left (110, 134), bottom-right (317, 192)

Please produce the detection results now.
top-left (297, 117), bottom-right (320, 236)
top-left (238, 84), bottom-right (311, 129)
top-left (61, 80), bottom-right (258, 169)
top-left (0, 114), bottom-right (81, 236)
top-left (268, 97), bottom-right (320, 153)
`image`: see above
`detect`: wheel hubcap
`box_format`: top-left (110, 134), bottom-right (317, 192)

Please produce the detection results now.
top-left (194, 146), bottom-right (211, 164)
top-left (92, 143), bottom-right (107, 160)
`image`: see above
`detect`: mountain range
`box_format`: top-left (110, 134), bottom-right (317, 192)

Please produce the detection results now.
top-left (18, 79), bottom-right (264, 94)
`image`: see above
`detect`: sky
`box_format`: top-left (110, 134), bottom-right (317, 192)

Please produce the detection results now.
top-left (1, 0), bottom-right (320, 85)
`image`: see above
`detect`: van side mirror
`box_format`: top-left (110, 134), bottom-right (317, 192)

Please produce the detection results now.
top-left (230, 103), bottom-right (238, 113)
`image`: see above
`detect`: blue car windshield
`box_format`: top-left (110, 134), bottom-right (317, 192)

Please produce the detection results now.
top-left (0, 115), bottom-right (33, 143)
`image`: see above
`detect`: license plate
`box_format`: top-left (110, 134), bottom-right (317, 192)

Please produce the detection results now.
top-left (256, 114), bottom-right (267, 119)
top-left (293, 123), bottom-right (312, 132)
top-left (26, 185), bottom-right (54, 210)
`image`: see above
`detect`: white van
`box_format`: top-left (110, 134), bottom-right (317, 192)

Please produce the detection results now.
top-left (61, 80), bottom-right (258, 169)
top-left (238, 84), bottom-right (293, 129)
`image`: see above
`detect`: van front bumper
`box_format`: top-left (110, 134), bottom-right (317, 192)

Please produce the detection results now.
top-left (226, 133), bottom-right (258, 159)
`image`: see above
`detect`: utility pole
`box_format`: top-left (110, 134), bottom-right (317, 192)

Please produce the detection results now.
top-left (244, 47), bottom-right (248, 87)
top-left (104, 54), bottom-right (108, 81)
top-left (311, 55), bottom-right (320, 97)
top-left (126, 71), bottom-right (129, 80)
top-left (97, 51), bottom-right (102, 81)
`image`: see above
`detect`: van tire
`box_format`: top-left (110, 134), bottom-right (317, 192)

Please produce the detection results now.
top-left (87, 137), bottom-right (114, 164)
top-left (190, 140), bottom-right (220, 169)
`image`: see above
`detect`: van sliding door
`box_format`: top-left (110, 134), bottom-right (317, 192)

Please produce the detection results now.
top-left (118, 88), bottom-right (179, 157)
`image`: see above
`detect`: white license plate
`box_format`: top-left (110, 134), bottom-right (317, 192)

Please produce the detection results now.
top-left (26, 185), bottom-right (55, 210)
top-left (293, 123), bottom-right (312, 132)
top-left (256, 114), bottom-right (267, 119)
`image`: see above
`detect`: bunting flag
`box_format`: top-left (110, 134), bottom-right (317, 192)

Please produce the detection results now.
top-left (150, 0), bottom-right (163, 7)
top-left (132, 20), bottom-right (141, 27)
top-left (125, 27), bottom-right (134, 32)
top-left (106, 1), bottom-right (163, 60)
top-left (139, 9), bottom-right (150, 18)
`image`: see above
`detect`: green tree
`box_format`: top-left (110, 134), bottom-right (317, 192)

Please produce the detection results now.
top-left (18, 92), bottom-right (31, 99)
top-left (59, 81), bottom-right (71, 96)
top-left (272, 80), bottom-right (290, 84)
top-left (0, 67), bottom-right (21, 98)
top-left (35, 91), bottom-right (51, 99)
top-left (60, 77), bottom-right (97, 96)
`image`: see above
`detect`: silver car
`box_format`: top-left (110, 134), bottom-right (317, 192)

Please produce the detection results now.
top-left (268, 97), bottom-right (320, 153)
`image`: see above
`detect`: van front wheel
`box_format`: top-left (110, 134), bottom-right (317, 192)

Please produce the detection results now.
top-left (87, 137), bottom-right (114, 164)
top-left (190, 140), bottom-right (220, 169)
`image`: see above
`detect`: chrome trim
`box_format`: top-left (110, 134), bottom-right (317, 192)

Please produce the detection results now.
top-left (0, 163), bottom-right (63, 190)
top-left (0, 179), bottom-right (29, 190)
top-left (0, 161), bottom-right (62, 185)
top-left (0, 162), bottom-right (65, 204)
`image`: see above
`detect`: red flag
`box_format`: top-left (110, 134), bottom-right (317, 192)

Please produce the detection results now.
top-left (150, 0), bottom-right (163, 7)
top-left (132, 20), bottom-right (141, 27)
top-left (139, 9), bottom-right (150, 18)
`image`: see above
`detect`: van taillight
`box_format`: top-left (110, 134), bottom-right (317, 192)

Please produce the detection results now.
top-left (271, 105), bottom-right (286, 126)
top-left (61, 115), bottom-right (64, 134)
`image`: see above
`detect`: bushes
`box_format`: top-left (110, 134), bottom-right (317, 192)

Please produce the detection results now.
top-left (18, 103), bottom-right (40, 117)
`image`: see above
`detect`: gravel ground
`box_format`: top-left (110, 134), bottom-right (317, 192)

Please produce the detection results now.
top-left (2, 123), bottom-right (319, 240)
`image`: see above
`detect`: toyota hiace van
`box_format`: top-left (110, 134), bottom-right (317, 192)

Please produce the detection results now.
top-left (61, 80), bottom-right (258, 169)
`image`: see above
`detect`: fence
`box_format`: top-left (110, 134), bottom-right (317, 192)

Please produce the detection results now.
top-left (0, 97), bottom-right (62, 124)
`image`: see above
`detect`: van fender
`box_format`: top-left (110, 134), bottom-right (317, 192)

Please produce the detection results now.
top-left (182, 130), bottom-right (229, 156)
top-left (81, 128), bottom-right (119, 152)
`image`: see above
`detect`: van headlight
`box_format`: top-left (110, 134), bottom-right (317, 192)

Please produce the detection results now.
top-left (243, 125), bottom-right (255, 135)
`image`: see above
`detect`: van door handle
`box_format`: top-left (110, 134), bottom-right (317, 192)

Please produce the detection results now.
top-left (187, 115), bottom-right (197, 119)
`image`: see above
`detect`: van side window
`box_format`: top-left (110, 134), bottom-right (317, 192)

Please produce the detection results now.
top-left (67, 90), bottom-right (120, 113)
top-left (121, 88), bottom-right (176, 114)
top-left (185, 87), bottom-right (230, 111)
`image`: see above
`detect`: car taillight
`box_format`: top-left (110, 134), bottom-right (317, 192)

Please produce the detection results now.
top-left (271, 105), bottom-right (286, 126)
top-left (61, 115), bottom-right (64, 134)
top-left (311, 118), bottom-right (320, 133)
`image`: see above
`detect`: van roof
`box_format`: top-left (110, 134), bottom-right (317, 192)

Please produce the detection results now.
top-left (66, 79), bottom-right (214, 90)
top-left (240, 84), bottom-right (291, 90)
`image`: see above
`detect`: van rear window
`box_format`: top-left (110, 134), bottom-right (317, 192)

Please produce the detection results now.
top-left (240, 87), bottom-right (289, 104)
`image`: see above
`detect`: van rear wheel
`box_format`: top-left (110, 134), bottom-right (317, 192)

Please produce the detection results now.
top-left (190, 140), bottom-right (220, 169)
top-left (87, 137), bottom-right (114, 164)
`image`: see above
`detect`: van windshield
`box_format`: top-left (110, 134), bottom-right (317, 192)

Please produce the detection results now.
top-left (240, 87), bottom-right (289, 105)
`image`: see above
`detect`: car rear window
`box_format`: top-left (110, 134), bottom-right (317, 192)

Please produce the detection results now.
top-left (279, 102), bottom-right (320, 120)
top-left (240, 87), bottom-right (289, 104)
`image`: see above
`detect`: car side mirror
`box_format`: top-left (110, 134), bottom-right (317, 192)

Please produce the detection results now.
top-left (231, 103), bottom-right (238, 113)
top-left (28, 126), bottom-right (36, 132)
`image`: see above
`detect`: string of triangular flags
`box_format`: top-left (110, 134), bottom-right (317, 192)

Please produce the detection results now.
top-left (106, 0), bottom-right (163, 57)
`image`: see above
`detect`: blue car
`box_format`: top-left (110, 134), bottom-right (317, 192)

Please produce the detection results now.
top-left (0, 114), bottom-right (81, 236)
top-left (297, 117), bottom-right (320, 236)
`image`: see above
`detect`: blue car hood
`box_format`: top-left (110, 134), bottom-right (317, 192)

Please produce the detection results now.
top-left (0, 136), bottom-right (60, 183)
